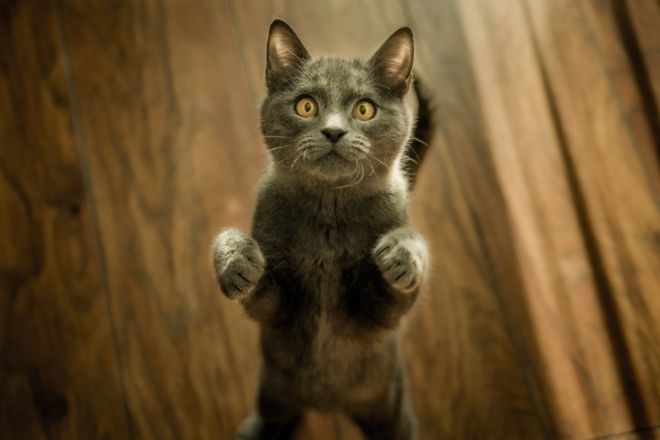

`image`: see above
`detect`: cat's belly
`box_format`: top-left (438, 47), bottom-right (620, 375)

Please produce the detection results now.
top-left (258, 238), bottom-right (397, 408)
top-left (261, 321), bottom-right (397, 410)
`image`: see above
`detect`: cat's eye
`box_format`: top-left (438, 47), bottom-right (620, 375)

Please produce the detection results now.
top-left (353, 100), bottom-right (376, 121)
top-left (295, 96), bottom-right (318, 118)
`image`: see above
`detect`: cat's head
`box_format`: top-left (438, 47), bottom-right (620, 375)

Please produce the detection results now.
top-left (260, 20), bottom-right (415, 189)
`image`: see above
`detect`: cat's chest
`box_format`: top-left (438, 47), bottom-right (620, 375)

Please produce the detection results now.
top-left (287, 222), bottom-right (371, 274)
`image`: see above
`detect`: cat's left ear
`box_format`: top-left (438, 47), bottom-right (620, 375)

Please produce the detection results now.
top-left (369, 27), bottom-right (414, 97)
top-left (266, 20), bottom-right (310, 92)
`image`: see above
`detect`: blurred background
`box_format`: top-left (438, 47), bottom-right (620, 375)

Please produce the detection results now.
top-left (1, 0), bottom-right (659, 438)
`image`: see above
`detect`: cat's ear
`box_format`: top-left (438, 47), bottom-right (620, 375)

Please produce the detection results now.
top-left (266, 20), bottom-right (310, 91)
top-left (369, 27), bottom-right (414, 97)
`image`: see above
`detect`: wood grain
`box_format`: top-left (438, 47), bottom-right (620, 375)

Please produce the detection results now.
top-left (621, 0), bottom-right (660, 153)
top-left (53, 0), bottom-right (269, 437)
top-left (0, 0), bottom-right (129, 438)
top-left (456, 0), bottom-right (638, 436)
top-left (2, 0), bottom-right (659, 438)
top-left (525, 0), bottom-right (660, 430)
top-left (403, 0), bottom-right (554, 437)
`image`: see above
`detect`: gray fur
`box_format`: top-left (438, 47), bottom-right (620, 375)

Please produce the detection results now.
top-left (212, 20), bottom-right (428, 440)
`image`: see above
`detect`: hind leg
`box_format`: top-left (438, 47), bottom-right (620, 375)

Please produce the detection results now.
top-left (350, 370), bottom-right (416, 440)
top-left (237, 380), bottom-right (302, 440)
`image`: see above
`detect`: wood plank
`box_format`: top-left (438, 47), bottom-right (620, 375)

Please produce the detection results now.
top-left (403, 1), bottom-right (552, 437)
top-left (228, 0), bottom-right (549, 437)
top-left (56, 0), bottom-right (265, 437)
top-left (29, 0), bottom-right (658, 438)
top-left (456, 0), bottom-right (637, 437)
top-left (525, 0), bottom-right (660, 430)
top-left (0, 0), bottom-right (129, 438)
top-left (623, 0), bottom-right (660, 135)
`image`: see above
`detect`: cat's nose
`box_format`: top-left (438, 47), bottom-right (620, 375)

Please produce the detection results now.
top-left (321, 128), bottom-right (347, 143)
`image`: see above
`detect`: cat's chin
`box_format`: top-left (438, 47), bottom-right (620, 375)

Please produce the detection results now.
top-left (303, 152), bottom-right (361, 182)
top-left (314, 150), bottom-right (351, 166)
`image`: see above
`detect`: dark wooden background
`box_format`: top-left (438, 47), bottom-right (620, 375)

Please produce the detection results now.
top-left (1, 0), bottom-right (659, 438)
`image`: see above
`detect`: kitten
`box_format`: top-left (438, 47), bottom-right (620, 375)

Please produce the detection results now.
top-left (213, 20), bottom-right (431, 440)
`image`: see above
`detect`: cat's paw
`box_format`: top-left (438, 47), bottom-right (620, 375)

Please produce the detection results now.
top-left (373, 227), bottom-right (427, 293)
top-left (212, 229), bottom-right (265, 299)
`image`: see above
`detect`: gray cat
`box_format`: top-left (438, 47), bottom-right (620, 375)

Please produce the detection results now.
top-left (213, 20), bottom-right (431, 440)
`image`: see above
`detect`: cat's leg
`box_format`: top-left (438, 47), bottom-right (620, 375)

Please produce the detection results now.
top-left (349, 366), bottom-right (416, 440)
top-left (213, 228), bottom-right (265, 298)
top-left (373, 227), bottom-right (427, 294)
top-left (237, 376), bottom-right (302, 440)
top-left (370, 226), bottom-right (428, 323)
top-left (213, 229), bottom-right (281, 322)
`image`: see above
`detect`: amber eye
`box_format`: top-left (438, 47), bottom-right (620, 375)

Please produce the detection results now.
top-left (353, 100), bottom-right (376, 121)
top-left (295, 97), bottom-right (318, 118)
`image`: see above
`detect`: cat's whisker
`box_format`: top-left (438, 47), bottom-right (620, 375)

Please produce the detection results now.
top-left (411, 136), bottom-right (429, 147)
top-left (334, 160), bottom-right (365, 189)
top-left (298, 143), bottom-right (315, 161)
top-left (333, 162), bottom-right (357, 189)
top-left (290, 149), bottom-right (308, 170)
top-left (267, 146), bottom-right (287, 152)
top-left (405, 142), bottom-right (422, 164)
top-left (405, 156), bottom-right (419, 166)
top-left (357, 161), bottom-right (365, 185)
top-left (350, 161), bottom-right (366, 188)
top-left (301, 150), bottom-right (313, 163)
top-left (235, 146), bottom-right (288, 178)
top-left (273, 149), bottom-right (301, 168)
top-left (364, 150), bottom-right (389, 169)
top-left (403, 149), bottom-right (420, 167)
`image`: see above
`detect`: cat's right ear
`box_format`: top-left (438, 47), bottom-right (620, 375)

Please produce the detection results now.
top-left (266, 20), bottom-right (310, 92)
top-left (369, 27), bottom-right (414, 97)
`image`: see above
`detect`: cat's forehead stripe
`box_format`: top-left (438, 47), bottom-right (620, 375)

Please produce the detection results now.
top-left (325, 113), bottom-right (344, 128)
top-left (301, 58), bottom-right (370, 94)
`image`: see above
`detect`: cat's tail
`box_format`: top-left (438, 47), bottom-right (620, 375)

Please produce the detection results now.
top-left (403, 75), bottom-right (435, 187)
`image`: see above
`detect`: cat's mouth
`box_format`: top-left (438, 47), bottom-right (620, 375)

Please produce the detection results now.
top-left (319, 150), bottom-right (349, 162)
top-left (304, 145), bottom-right (352, 164)
top-left (313, 149), bottom-right (359, 173)
top-left (302, 147), bottom-right (362, 182)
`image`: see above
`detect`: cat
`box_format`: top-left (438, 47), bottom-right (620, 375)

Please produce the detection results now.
top-left (212, 19), bottom-right (432, 440)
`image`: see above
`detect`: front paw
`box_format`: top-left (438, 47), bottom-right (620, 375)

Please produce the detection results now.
top-left (213, 229), bottom-right (265, 299)
top-left (373, 228), bottom-right (427, 293)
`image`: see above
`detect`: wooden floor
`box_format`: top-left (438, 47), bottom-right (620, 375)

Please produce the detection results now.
top-left (1, 0), bottom-right (659, 438)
